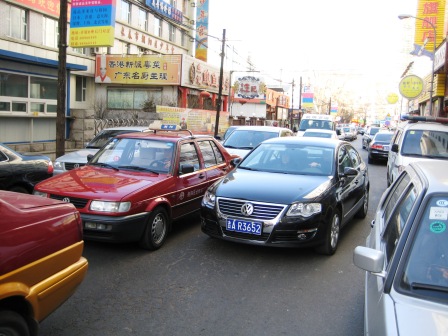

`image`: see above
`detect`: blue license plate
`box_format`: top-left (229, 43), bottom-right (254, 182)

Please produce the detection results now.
top-left (226, 218), bottom-right (262, 235)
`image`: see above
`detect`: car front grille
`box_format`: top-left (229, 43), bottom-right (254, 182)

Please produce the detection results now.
top-left (50, 194), bottom-right (89, 209)
top-left (65, 162), bottom-right (86, 171)
top-left (217, 198), bottom-right (286, 220)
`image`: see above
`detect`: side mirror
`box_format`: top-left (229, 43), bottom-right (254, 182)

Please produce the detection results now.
top-left (87, 154), bottom-right (94, 162)
top-left (230, 157), bottom-right (241, 167)
top-left (366, 138), bottom-right (372, 144)
top-left (336, 129), bottom-right (341, 135)
top-left (391, 144), bottom-right (399, 153)
top-left (342, 167), bottom-right (358, 176)
top-left (179, 163), bottom-right (195, 175)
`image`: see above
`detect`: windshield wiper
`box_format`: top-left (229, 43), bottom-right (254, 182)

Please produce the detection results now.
top-left (118, 165), bottom-right (159, 174)
top-left (91, 162), bottom-right (119, 171)
top-left (411, 282), bottom-right (448, 293)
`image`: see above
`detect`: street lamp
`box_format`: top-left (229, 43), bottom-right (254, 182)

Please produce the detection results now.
top-left (399, 14), bottom-right (437, 116)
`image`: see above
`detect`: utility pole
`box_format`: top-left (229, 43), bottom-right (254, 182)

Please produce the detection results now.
top-left (214, 29), bottom-right (226, 138)
top-left (290, 79), bottom-right (294, 128)
top-left (56, 0), bottom-right (68, 157)
top-left (328, 97), bottom-right (331, 115)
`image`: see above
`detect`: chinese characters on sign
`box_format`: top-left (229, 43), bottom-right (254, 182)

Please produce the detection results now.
top-left (94, 54), bottom-right (181, 84)
top-left (195, 0), bottom-right (209, 62)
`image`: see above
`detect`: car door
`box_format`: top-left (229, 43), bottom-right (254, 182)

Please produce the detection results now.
top-left (197, 139), bottom-right (230, 186)
top-left (347, 144), bottom-right (367, 210)
top-left (171, 141), bottom-right (209, 219)
top-left (337, 144), bottom-right (358, 221)
top-left (365, 172), bottom-right (418, 335)
top-left (387, 128), bottom-right (403, 185)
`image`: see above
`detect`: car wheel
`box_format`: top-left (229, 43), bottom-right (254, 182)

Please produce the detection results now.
top-left (355, 186), bottom-right (369, 219)
top-left (0, 310), bottom-right (30, 336)
top-left (139, 207), bottom-right (169, 250)
top-left (315, 209), bottom-right (341, 256)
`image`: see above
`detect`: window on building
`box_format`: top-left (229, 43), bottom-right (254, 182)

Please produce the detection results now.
top-left (43, 17), bottom-right (59, 48)
top-left (72, 48), bottom-right (88, 55)
top-left (169, 24), bottom-right (176, 42)
top-left (154, 17), bottom-right (162, 37)
top-left (0, 71), bottom-right (57, 114)
top-left (76, 76), bottom-right (87, 102)
top-left (7, 4), bottom-right (28, 40)
top-left (138, 8), bottom-right (148, 31)
top-left (107, 88), bottom-right (162, 110)
top-left (180, 29), bottom-right (187, 47)
top-left (120, 0), bottom-right (131, 23)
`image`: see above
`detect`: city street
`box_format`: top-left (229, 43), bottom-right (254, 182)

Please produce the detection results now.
top-left (40, 137), bottom-right (389, 336)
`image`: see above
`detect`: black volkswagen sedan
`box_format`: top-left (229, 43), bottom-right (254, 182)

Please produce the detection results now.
top-left (201, 137), bottom-right (369, 255)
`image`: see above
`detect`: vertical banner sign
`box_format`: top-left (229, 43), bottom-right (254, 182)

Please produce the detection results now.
top-left (195, 0), bottom-right (209, 62)
top-left (69, 0), bottom-right (116, 47)
top-left (413, 0), bottom-right (446, 59)
top-left (302, 85), bottom-right (314, 108)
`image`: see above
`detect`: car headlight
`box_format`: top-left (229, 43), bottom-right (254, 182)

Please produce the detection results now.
top-left (90, 201), bottom-right (131, 213)
top-left (202, 189), bottom-right (216, 208)
top-left (33, 190), bottom-right (49, 197)
top-left (53, 161), bottom-right (64, 170)
top-left (287, 202), bottom-right (322, 217)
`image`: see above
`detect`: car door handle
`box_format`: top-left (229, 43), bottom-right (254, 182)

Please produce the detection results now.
top-left (198, 173), bottom-right (205, 179)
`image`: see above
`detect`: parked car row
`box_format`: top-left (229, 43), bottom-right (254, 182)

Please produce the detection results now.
top-left (354, 115), bottom-right (448, 335)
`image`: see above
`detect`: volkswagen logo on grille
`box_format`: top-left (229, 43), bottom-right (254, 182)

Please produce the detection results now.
top-left (241, 203), bottom-right (254, 216)
top-left (74, 163), bottom-right (80, 168)
top-left (62, 197), bottom-right (71, 203)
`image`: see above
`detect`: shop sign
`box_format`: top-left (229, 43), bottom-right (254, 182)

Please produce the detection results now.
top-left (399, 75), bottom-right (423, 99)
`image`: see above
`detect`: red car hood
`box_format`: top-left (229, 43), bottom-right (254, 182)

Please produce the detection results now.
top-left (35, 165), bottom-right (165, 200)
top-left (0, 190), bottom-right (67, 210)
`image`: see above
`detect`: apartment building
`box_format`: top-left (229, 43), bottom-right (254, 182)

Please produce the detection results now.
top-left (0, 0), bottom-right (197, 145)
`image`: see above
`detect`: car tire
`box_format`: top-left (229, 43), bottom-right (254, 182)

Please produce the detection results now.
top-left (362, 140), bottom-right (366, 149)
top-left (355, 186), bottom-right (369, 219)
top-left (0, 310), bottom-right (30, 336)
top-left (139, 207), bottom-right (169, 250)
top-left (315, 209), bottom-right (341, 256)
top-left (368, 155), bottom-right (373, 164)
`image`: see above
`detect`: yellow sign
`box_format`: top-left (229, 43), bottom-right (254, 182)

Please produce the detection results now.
top-left (414, 0), bottom-right (445, 54)
top-left (399, 75), bottom-right (423, 99)
top-left (386, 93), bottom-right (399, 104)
top-left (70, 27), bottom-right (115, 48)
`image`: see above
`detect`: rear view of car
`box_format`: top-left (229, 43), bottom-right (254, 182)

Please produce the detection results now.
top-left (0, 191), bottom-right (88, 335)
top-left (387, 116), bottom-right (448, 186)
top-left (222, 126), bottom-right (294, 158)
top-left (367, 131), bottom-right (393, 163)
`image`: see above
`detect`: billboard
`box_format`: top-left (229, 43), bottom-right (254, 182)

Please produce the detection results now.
top-left (95, 54), bottom-right (181, 84)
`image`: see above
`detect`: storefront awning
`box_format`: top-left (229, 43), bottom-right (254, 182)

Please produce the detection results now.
top-left (0, 50), bottom-right (87, 71)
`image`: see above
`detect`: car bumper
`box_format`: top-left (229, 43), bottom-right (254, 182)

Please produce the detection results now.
top-left (200, 206), bottom-right (327, 248)
top-left (81, 212), bottom-right (151, 243)
top-left (369, 150), bottom-right (389, 160)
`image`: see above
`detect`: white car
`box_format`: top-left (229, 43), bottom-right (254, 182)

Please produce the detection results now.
top-left (387, 116), bottom-right (448, 186)
top-left (354, 160), bottom-right (448, 336)
top-left (222, 126), bottom-right (294, 158)
top-left (53, 126), bottom-right (148, 175)
top-left (302, 128), bottom-right (339, 140)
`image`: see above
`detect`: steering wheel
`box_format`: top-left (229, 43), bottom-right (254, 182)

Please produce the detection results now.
top-left (149, 160), bottom-right (166, 169)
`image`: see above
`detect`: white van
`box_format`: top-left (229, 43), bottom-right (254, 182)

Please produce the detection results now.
top-left (297, 114), bottom-right (336, 136)
top-left (387, 115), bottom-right (448, 186)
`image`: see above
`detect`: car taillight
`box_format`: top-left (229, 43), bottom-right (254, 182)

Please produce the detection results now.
top-left (47, 161), bottom-right (54, 174)
top-left (371, 144), bottom-right (383, 150)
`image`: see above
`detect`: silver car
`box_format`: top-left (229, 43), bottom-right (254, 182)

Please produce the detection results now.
top-left (53, 126), bottom-right (148, 175)
top-left (354, 161), bottom-right (448, 335)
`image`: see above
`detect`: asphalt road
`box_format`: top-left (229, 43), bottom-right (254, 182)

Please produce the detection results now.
top-left (40, 137), bottom-right (389, 336)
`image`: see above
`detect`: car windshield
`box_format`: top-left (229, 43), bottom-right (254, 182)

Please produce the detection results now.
top-left (401, 130), bottom-right (448, 158)
top-left (90, 138), bottom-right (175, 173)
top-left (224, 130), bottom-right (277, 149)
top-left (87, 130), bottom-right (142, 148)
top-left (370, 127), bottom-right (380, 136)
top-left (374, 133), bottom-right (393, 142)
top-left (299, 119), bottom-right (334, 131)
top-left (401, 196), bottom-right (448, 294)
top-left (238, 143), bottom-right (334, 176)
top-left (304, 132), bottom-right (332, 138)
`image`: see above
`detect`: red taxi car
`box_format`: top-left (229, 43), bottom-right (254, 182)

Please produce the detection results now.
top-left (33, 126), bottom-right (238, 250)
top-left (0, 191), bottom-right (88, 336)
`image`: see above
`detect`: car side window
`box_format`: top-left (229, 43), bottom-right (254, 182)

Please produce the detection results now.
top-left (383, 173), bottom-right (411, 223)
top-left (338, 146), bottom-right (353, 172)
top-left (382, 185), bottom-right (417, 263)
top-left (198, 140), bottom-right (225, 167)
top-left (0, 151), bottom-right (7, 162)
top-left (179, 142), bottom-right (200, 171)
top-left (392, 129), bottom-right (403, 147)
top-left (347, 146), bottom-right (361, 167)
